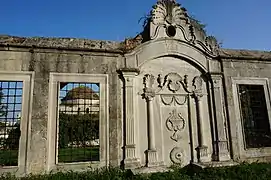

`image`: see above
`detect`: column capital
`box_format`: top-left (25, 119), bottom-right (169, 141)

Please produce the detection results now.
top-left (117, 68), bottom-right (140, 77)
top-left (209, 73), bottom-right (223, 88)
top-left (208, 72), bottom-right (223, 78)
top-left (192, 93), bottom-right (204, 101)
top-left (143, 88), bottom-right (156, 100)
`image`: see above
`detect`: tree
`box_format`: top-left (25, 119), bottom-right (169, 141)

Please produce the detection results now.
top-left (58, 113), bottom-right (99, 148)
top-left (0, 88), bottom-right (7, 117)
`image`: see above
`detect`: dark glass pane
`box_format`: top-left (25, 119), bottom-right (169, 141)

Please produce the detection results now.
top-left (58, 82), bottom-right (100, 163)
top-left (238, 84), bottom-right (271, 148)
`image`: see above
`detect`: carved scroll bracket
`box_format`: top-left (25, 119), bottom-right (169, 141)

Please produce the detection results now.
top-left (156, 73), bottom-right (204, 95)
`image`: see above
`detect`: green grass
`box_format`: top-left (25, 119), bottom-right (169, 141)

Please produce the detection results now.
top-left (58, 146), bottom-right (99, 163)
top-left (1, 162), bottom-right (271, 180)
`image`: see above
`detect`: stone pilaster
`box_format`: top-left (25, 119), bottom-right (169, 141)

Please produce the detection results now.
top-left (194, 93), bottom-right (209, 163)
top-left (211, 74), bottom-right (231, 161)
top-left (120, 69), bottom-right (140, 168)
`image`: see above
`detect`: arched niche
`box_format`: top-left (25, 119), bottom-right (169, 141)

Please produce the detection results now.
top-left (133, 54), bottom-right (213, 167)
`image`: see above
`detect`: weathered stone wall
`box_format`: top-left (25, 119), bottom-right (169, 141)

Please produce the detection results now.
top-left (221, 56), bottom-right (271, 162)
top-left (0, 34), bottom-right (271, 175)
top-left (0, 44), bottom-right (124, 174)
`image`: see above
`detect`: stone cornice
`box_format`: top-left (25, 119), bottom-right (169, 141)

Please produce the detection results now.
top-left (1, 35), bottom-right (271, 61)
top-left (0, 35), bottom-right (123, 53)
top-left (219, 48), bottom-right (271, 61)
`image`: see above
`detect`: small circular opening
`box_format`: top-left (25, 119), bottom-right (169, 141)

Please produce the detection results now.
top-left (167, 25), bottom-right (176, 37)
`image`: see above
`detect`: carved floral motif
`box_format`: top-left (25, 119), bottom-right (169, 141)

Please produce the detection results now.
top-left (166, 109), bottom-right (185, 142)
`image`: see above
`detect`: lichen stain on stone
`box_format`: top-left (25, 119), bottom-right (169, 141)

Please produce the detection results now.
top-left (39, 54), bottom-right (50, 81)
top-left (55, 53), bottom-right (61, 72)
top-left (29, 50), bottom-right (36, 71)
top-left (79, 54), bottom-right (86, 73)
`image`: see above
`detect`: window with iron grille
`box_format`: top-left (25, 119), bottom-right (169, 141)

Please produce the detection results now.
top-left (0, 81), bottom-right (23, 166)
top-left (57, 82), bottom-right (100, 163)
top-left (238, 84), bottom-right (271, 148)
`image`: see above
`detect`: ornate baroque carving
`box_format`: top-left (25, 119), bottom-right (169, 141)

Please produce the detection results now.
top-left (157, 73), bottom-right (203, 94)
top-left (143, 74), bottom-right (156, 99)
top-left (152, 0), bottom-right (189, 26)
top-left (141, 73), bottom-right (204, 98)
top-left (164, 73), bottom-right (183, 93)
top-left (170, 147), bottom-right (184, 164)
top-left (166, 109), bottom-right (185, 142)
top-left (160, 95), bottom-right (187, 106)
top-left (149, 0), bottom-right (219, 56)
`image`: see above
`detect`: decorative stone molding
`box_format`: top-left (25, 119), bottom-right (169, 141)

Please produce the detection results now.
top-left (143, 74), bottom-right (156, 100)
top-left (119, 69), bottom-right (141, 168)
top-left (141, 72), bottom-right (210, 163)
top-left (148, 0), bottom-right (219, 57)
top-left (166, 109), bottom-right (185, 142)
top-left (170, 147), bottom-right (184, 165)
top-left (156, 73), bottom-right (203, 94)
top-left (160, 95), bottom-right (187, 106)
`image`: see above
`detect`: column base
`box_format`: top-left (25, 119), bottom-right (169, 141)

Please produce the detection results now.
top-left (124, 145), bottom-right (141, 169)
top-left (146, 149), bottom-right (159, 167)
top-left (196, 146), bottom-right (210, 163)
top-left (124, 158), bottom-right (141, 169)
top-left (217, 141), bottom-right (231, 161)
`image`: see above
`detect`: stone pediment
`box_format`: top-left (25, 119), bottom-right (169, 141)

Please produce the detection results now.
top-left (122, 0), bottom-right (219, 57)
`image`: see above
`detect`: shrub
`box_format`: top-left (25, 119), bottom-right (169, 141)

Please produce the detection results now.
top-left (1, 163), bottom-right (271, 180)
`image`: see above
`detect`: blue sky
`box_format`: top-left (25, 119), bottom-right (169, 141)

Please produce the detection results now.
top-left (1, 0), bottom-right (270, 51)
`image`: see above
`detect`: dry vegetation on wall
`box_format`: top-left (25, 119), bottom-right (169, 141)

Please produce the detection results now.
top-left (1, 163), bottom-right (271, 180)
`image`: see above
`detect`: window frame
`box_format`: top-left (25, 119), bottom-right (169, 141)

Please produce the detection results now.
top-left (46, 73), bottom-right (109, 172)
top-left (232, 77), bottom-right (271, 158)
top-left (0, 71), bottom-right (34, 175)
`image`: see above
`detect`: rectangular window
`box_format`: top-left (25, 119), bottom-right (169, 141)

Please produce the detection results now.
top-left (238, 84), bottom-right (271, 148)
top-left (0, 81), bottom-right (23, 166)
top-left (58, 82), bottom-right (100, 163)
top-left (47, 73), bottom-right (108, 170)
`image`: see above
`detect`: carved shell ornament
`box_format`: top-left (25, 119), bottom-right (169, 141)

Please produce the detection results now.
top-left (143, 74), bottom-right (156, 99)
top-left (152, 0), bottom-right (189, 26)
top-left (192, 76), bottom-right (203, 93)
top-left (143, 74), bottom-right (155, 89)
top-left (149, 0), bottom-right (220, 56)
